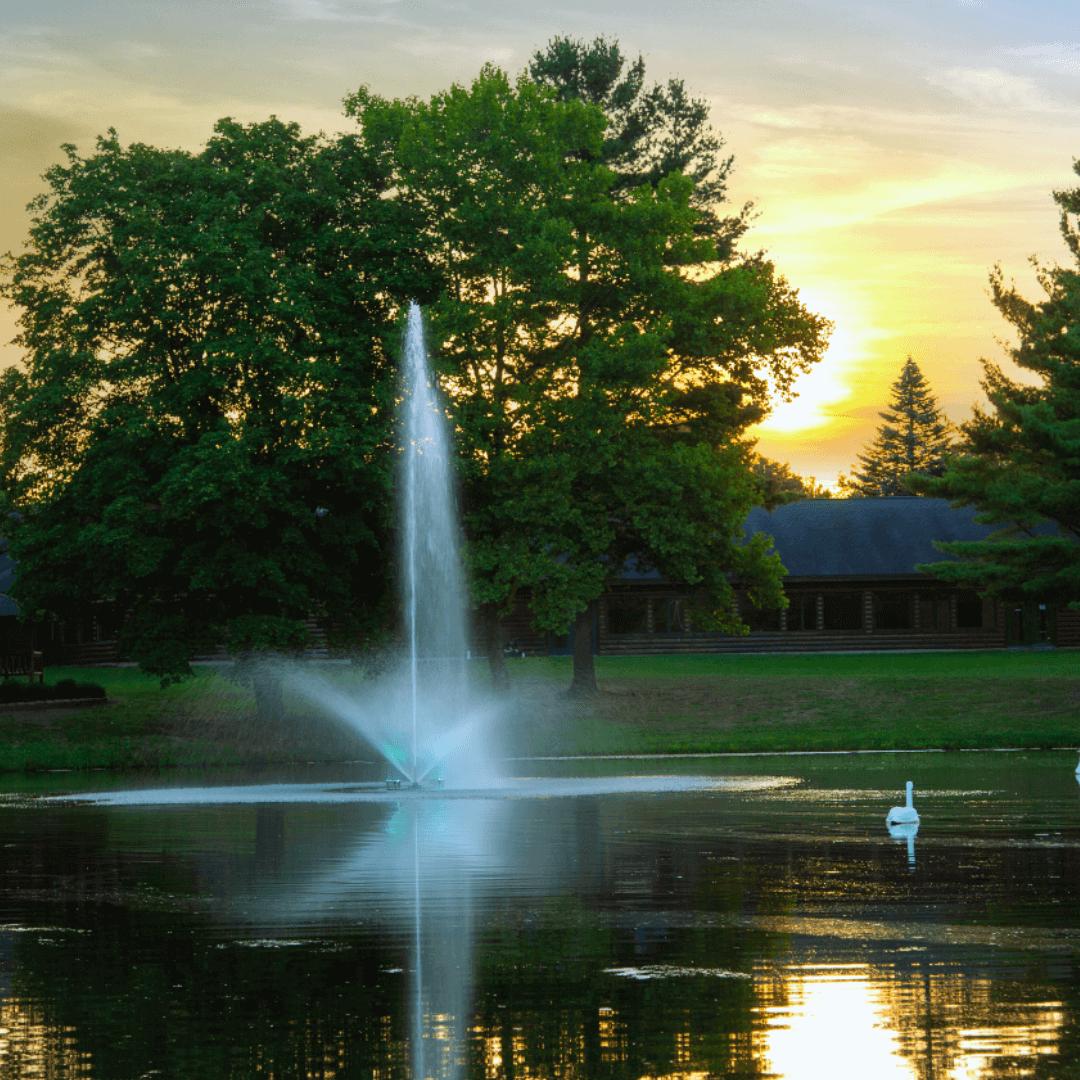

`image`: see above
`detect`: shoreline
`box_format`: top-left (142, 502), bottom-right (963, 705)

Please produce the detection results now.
top-left (7, 743), bottom-right (1080, 777)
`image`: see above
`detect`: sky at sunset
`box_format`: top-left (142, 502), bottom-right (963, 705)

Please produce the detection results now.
top-left (1, 1), bottom-right (1077, 486)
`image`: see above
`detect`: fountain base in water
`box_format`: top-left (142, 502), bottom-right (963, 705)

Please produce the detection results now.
top-left (386, 777), bottom-right (446, 791)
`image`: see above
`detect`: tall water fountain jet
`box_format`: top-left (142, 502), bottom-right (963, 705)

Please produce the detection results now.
top-left (290, 303), bottom-right (499, 789)
top-left (400, 302), bottom-right (470, 783)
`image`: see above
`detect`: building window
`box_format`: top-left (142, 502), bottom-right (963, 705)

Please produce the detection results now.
top-left (917, 595), bottom-right (944, 629)
top-left (740, 595), bottom-right (782, 631)
top-left (664, 598), bottom-right (688, 634)
top-left (956, 590), bottom-right (984, 629)
top-left (874, 592), bottom-right (913, 630)
top-left (607, 596), bottom-right (648, 635)
top-left (823, 592), bottom-right (862, 631)
top-left (786, 594), bottom-right (817, 631)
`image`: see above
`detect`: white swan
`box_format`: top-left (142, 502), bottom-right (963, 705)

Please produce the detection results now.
top-left (886, 781), bottom-right (919, 826)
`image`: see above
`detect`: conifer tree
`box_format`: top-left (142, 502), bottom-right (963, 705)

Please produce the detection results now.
top-left (841, 357), bottom-right (952, 496)
top-left (528, 35), bottom-right (749, 258)
top-left (909, 163), bottom-right (1080, 604)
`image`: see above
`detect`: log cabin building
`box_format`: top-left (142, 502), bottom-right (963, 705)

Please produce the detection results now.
top-left (498, 497), bottom-right (1080, 657)
top-left (6, 497), bottom-right (1078, 665)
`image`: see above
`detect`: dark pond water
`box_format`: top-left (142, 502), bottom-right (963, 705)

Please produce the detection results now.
top-left (0, 750), bottom-right (1076, 1079)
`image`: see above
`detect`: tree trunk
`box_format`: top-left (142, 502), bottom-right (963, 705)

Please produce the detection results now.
top-left (484, 602), bottom-right (510, 692)
top-left (569, 602), bottom-right (597, 696)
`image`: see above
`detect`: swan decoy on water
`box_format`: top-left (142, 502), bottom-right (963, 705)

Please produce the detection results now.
top-left (886, 781), bottom-right (920, 826)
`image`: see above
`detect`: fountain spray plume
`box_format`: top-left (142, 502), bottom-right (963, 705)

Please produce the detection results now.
top-left (400, 302), bottom-right (470, 784)
top-left (288, 302), bottom-right (503, 789)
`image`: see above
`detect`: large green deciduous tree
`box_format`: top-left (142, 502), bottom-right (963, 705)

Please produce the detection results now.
top-left (841, 356), bottom-right (952, 497)
top-left (0, 117), bottom-right (425, 689)
top-left (346, 65), bottom-right (830, 693)
top-left (909, 166), bottom-right (1080, 603)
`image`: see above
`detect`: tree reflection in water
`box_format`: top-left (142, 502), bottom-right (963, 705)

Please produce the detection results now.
top-left (0, 752), bottom-right (1075, 1078)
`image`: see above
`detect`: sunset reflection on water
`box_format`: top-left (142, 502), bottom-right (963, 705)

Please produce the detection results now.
top-left (757, 964), bottom-right (913, 1079)
top-left (0, 751), bottom-right (1074, 1078)
top-left (754, 960), bottom-right (1063, 1080)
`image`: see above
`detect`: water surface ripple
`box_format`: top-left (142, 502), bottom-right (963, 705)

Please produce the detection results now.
top-left (0, 750), bottom-right (1073, 1079)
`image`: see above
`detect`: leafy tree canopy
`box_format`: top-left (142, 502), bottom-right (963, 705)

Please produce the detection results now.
top-left (0, 117), bottom-right (425, 683)
top-left (345, 65), bottom-right (830, 692)
top-left (840, 356), bottom-right (952, 497)
top-left (910, 164), bottom-right (1080, 603)
top-left (751, 455), bottom-right (833, 508)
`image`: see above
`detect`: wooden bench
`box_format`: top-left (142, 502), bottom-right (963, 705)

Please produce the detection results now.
top-left (0, 627), bottom-right (43, 684)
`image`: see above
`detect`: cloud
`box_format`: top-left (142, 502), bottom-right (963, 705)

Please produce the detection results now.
top-left (0, 106), bottom-right (80, 163)
top-left (398, 39), bottom-right (514, 65)
top-left (118, 41), bottom-right (166, 62)
top-left (1008, 42), bottom-right (1080, 74)
top-left (929, 67), bottom-right (1055, 111)
top-left (748, 151), bottom-right (1034, 238)
top-left (277, 0), bottom-right (402, 21)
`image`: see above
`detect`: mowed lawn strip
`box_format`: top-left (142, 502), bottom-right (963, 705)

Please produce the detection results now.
top-left (507, 652), bottom-right (1080, 755)
top-left (0, 667), bottom-right (241, 771)
top-left (0, 651), bottom-right (1075, 770)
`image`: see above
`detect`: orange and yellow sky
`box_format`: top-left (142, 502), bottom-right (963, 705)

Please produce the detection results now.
top-left (1, 1), bottom-right (1077, 485)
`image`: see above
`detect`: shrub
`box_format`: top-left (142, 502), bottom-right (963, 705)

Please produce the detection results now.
top-left (0, 680), bottom-right (106, 703)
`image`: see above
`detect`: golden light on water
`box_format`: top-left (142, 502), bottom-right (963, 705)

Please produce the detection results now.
top-left (756, 964), bottom-right (915, 1080)
top-left (750, 961), bottom-right (1066, 1080)
top-left (0, 998), bottom-right (87, 1076)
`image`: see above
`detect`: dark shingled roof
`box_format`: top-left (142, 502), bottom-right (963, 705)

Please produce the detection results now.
top-left (744, 497), bottom-right (1006, 579)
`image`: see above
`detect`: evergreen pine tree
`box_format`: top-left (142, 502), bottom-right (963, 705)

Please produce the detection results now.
top-left (909, 162), bottom-right (1080, 604)
top-left (842, 357), bottom-right (952, 496)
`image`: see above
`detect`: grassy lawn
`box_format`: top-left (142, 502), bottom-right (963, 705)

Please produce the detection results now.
top-left (0, 650), bottom-right (1075, 771)
top-left (0, 666), bottom-right (362, 772)
top-left (505, 651), bottom-right (1080, 756)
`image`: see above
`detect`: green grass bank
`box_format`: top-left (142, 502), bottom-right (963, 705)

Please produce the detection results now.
top-left (515, 650), bottom-right (1080, 756)
top-left (0, 650), bottom-right (1077, 771)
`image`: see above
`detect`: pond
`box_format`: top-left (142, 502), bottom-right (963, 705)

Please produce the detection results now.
top-left (0, 750), bottom-right (1076, 1079)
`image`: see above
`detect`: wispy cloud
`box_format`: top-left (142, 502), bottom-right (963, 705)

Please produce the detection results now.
top-left (1008, 42), bottom-right (1080, 74)
top-left (929, 67), bottom-right (1057, 112)
top-left (277, 0), bottom-right (403, 22)
top-left (749, 155), bottom-right (1036, 238)
top-left (117, 40), bottom-right (166, 62)
top-left (397, 39), bottom-right (515, 65)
